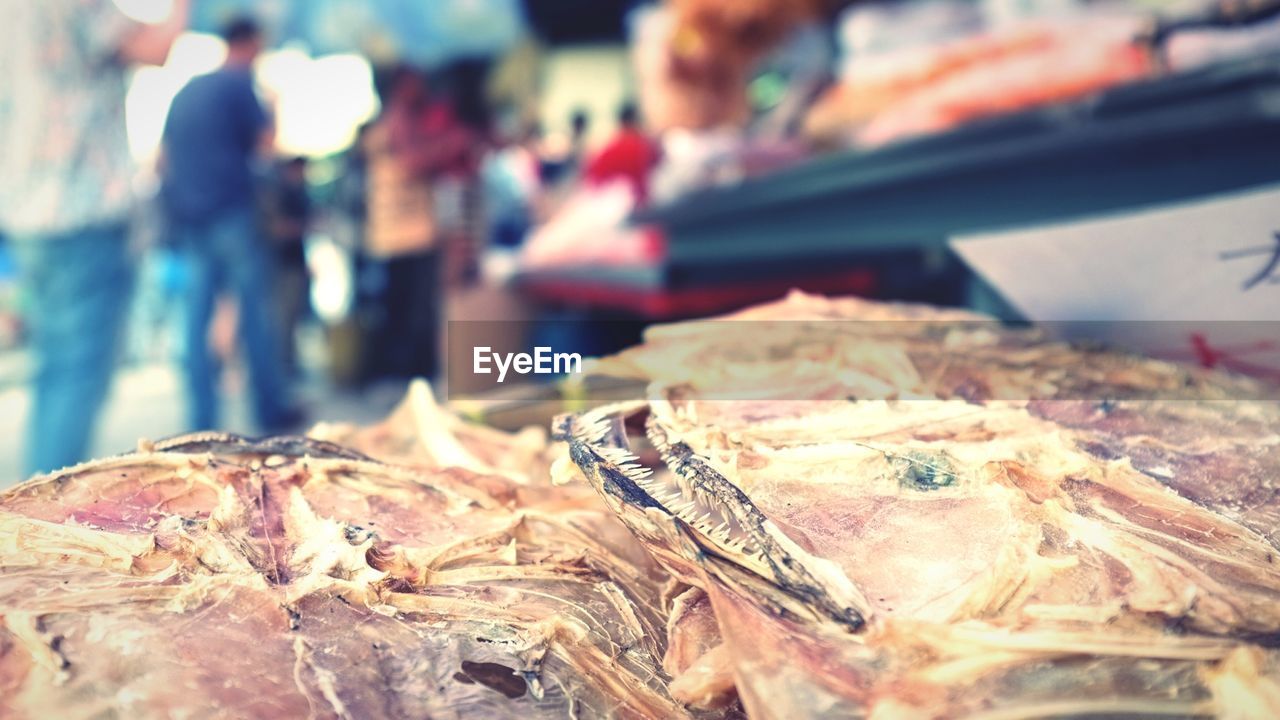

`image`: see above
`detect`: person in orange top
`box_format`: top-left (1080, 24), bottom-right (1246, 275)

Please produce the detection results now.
top-left (583, 103), bottom-right (661, 206)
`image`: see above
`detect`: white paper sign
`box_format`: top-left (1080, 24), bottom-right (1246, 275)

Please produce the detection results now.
top-left (952, 184), bottom-right (1280, 380)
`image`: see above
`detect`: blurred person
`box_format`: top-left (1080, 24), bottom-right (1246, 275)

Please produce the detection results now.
top-left (481, 118), bottom-right (541, 250)
top-left (538, 108), bottom-right (592, 186)
top-left (161, 16), bottom-right (300, 432)
top-left (126, 245), bottom-right (189, 364)
top-left (561, 108), bottom-right (591, 183)
top-left (264, 156), bottom-right (311, 376)
top-left (569, 109), bottom-right (591, 160)
top-left (0, 0), bottom-right (186, 476)
top-left (335, 123), bottom-right (373, 246)
top-left (362, 66), bottom-right (474, 380)
top-left (425, 73), bottom-right (484, 289)
top-left (584, 103), bottom-right (662, 205)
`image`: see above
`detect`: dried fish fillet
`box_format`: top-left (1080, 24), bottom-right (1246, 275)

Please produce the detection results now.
top-left (0, 418), bottom-right (701, 719)
top-left (561, 291), bottom-right (1280, 718)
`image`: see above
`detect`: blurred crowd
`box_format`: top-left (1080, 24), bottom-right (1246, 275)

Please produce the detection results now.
top-left (2, 0), bottom-right (1277, 477)
top-left (0, 1), bottom-right (659, 477)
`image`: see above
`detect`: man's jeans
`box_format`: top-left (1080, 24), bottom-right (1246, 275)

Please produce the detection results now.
top-left (11, 223), bottom-right (132, 477)
top-left (175, 206), bottom-right (291, 431)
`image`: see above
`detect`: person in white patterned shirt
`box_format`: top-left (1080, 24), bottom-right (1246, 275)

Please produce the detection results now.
top-left (0, 0), bottom-right (186, 476)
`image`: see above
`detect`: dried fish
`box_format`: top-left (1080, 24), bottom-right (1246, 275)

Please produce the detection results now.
top-left (5, 293), bottom-right (1278, 719)
top-left (0, 391), bottom-right (710, 719)
top-left (560, 291), bottom-right (1280, 718)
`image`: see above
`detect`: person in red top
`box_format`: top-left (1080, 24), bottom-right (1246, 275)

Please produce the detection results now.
top-left (583, 103), bottom-right (661, 205)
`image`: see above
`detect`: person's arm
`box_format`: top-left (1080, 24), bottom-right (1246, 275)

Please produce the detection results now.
top-left (236, 82), bottom-right (272, 157)
top-left (256, 87), bottom-right (280, 157)
top-left (115, 0), bottom-right (189, 66)
top-left (258, 121), bottom-right (277, 158)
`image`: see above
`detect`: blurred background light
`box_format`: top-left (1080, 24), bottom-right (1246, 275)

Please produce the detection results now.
top-left (125, 32), bottom-right (226, 166)
top-left (257, 50), bottom-right (380, 157)
top-left (111, 0), bottom-right (175, 25)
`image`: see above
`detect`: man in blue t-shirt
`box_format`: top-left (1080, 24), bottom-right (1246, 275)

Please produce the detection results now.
top-left (162, 16), bottom-right (298, 433)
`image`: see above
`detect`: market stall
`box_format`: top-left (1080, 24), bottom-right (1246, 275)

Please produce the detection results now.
top-left (517, 1), bottom-right (1280, 319)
